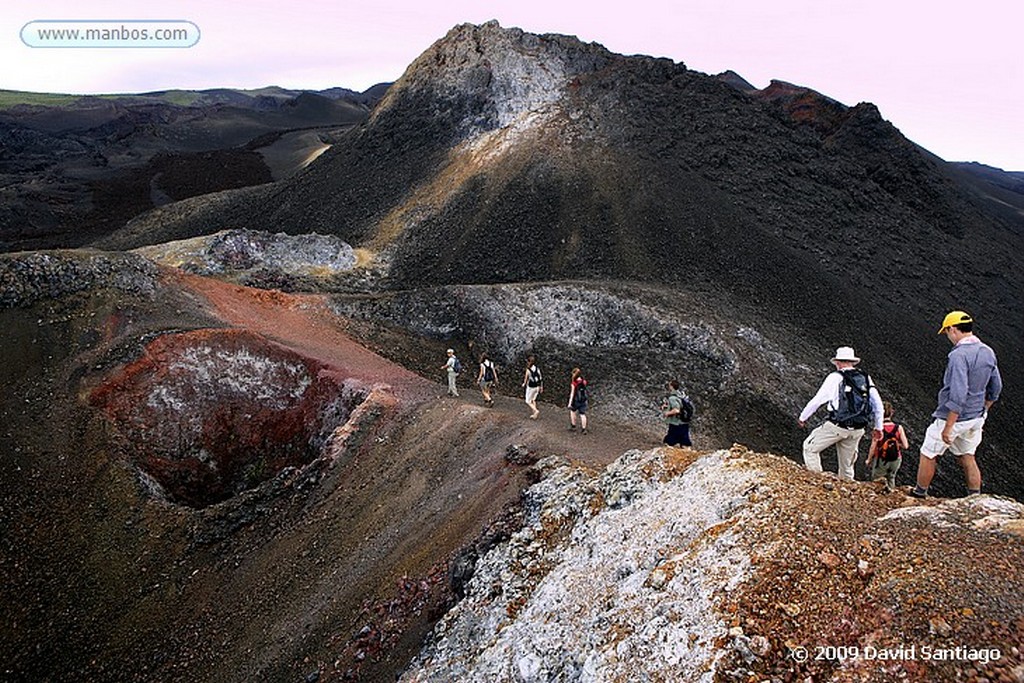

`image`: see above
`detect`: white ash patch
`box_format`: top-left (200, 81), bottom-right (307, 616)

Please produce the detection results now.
top-left (161, 344), bottom-right (313, 410)
top-left (402, 449), bottom-right (763, 682)
top-left (880, 495), bottom-right (1024, 533)
top-left (879, 506), bottom-right (960, 528)
top-left (964, 496), bottom-right (1024, 517)
top-left (334, 282), bottom-right (732, 364)
top-left (734, 326), bottom-right (804, 380)
top-left (463, 110), bottom-right (553, 162)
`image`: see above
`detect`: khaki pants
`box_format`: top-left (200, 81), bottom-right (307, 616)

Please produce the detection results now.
top-left (871, 456), bottom-right (902, 491)
top-left (803, 421), bottom-right (865, 481)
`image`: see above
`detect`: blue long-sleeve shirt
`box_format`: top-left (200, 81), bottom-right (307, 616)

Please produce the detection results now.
top-left (933, 336), bottom-right (1002, 421)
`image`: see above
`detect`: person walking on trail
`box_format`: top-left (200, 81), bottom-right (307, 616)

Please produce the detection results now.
top-left (798, 346), bottom-right (884, 481)
top-left (442, 349), bottom-right (460, 398)
top-left (867, 401), bottom-right (908, 493)
top-left (911, 311), bottom-right (1002, 499)
top-left (567, 368), bottom-right (589, 434)
top-left (477, 353), bottom-right (498, 407)
top-left (662, 380), bottom-right (693, 447)
top-left (521, 355), bottom-right (543, 420)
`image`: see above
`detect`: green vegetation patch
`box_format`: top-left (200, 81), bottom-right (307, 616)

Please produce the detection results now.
top-left (0, 89), bottom-right (81, 108)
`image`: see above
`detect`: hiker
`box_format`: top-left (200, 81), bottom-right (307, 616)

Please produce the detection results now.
top-left (521, 355), bottom-right (543, 420)
top-left (911, 311), bottom-right (1002, 498)
top-left (477, 353), bottom-right (498, 407)
top-left (866, 401), bottom-right (908, 492)
top-left (442, 348), bottom-right (460, 397)
top-left (567, 368), bottom-right (589, 434)
top-left (798, 346), bottom-right (883, 481)
top-left (662, 379), bottom-right (693, 447)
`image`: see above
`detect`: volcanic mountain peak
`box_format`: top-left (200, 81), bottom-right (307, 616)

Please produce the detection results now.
top-left (373, 21), bottom-right (617, 139)
top-left (715, 69), bottom-right (757, 92)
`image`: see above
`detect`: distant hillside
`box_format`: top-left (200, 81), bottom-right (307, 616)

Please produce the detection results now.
top-left (947, 162), bottom-right (1024, 226)
top-left (0, 84), bottom-right (392, 111)
top-left (0, 84), bottom-right (390, 252)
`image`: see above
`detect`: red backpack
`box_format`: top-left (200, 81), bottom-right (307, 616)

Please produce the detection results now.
top-left (878, 423), bottom-right (903, 461)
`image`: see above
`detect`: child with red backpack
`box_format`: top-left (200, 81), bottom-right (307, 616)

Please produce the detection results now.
top-left (867, 401), bottom-right (909, 492)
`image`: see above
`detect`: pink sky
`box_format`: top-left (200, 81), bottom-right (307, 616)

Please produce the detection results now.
top-left (4, 0), bottom-right (1022, 170)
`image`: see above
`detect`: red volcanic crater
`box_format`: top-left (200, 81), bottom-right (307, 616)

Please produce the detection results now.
top-left (89, 328), bottom-right (366, 507)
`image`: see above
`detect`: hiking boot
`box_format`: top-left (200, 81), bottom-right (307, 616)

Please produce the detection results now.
top-left (567, 424), bottom-right (576, 432)
top-left (909, 487), bottom-right (928, 499)
top-left (581, 428), bottom-right (588, 435)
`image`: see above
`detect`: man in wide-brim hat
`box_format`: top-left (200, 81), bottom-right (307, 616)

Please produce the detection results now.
top-left (798, 346), bottom-right (884, 481)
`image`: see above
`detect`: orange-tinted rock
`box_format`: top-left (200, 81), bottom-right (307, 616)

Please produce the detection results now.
top-left (89, 328), bottom-right (364, 507)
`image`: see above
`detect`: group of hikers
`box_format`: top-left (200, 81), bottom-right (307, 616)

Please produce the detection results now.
top-left (440, 309), bottom-right (1001, 497)
top-left (441, 350), bottom-right (692, 445)
top-left (798, 310), bottom-right (1001, 496)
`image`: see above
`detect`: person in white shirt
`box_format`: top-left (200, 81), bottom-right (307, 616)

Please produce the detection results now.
top-left (521, 355), bottom-right (543, 420)
top-left (442, 349), bottom-right (459, 397)
top-left (798, 346), bottom-right (884, 481)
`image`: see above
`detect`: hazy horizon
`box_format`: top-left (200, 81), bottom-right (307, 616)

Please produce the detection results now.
top-left (4, 0), bottom-right (1022, 170)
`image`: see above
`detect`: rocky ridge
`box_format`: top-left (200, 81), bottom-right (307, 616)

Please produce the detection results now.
top-left (136, 229), bottom-right (359, 291)
top-left (0, 249), bottom-right (159, 307)
top-left (402, 446), bottom-right (1024, 683)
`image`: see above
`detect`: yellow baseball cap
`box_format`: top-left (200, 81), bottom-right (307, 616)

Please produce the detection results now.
top-left (938, 310), bottom-right (973, 333)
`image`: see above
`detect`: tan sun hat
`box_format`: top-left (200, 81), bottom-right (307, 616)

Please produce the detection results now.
top-left (831, 346), bottom-right (860, 363)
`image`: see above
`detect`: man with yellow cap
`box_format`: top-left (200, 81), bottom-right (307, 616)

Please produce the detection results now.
top-left (911, 311), bottom-right (1002, 498)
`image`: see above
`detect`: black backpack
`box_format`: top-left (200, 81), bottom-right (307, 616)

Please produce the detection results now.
top-left (528, 365), bottom-right (543, 387)
top-left (830, 368), bottom-right (873, 428)
top-left (674, 392), bottom-right (694, 423)
top-left (878, 423), bottom-right (903, 461)
top-left (453, 357), bottom-right (462, 373)
top-left (483, 360), bottom-right (496, 383)
top-left (575, 380), bottom-right (588, 402)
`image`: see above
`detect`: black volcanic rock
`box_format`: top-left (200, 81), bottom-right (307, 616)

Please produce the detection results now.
top-left (716, 69), bottom-right (756, 92)
top-left (749, 78), bottom-right (850, 135)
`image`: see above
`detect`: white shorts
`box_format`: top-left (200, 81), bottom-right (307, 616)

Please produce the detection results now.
top-left (921, 416), bottom-right (985, 458)
top-left (525, 386), bottom-right (541, 404)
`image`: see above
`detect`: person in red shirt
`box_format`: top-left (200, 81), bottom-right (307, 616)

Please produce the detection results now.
top-left (567, 367), bottom-right (589, 434)
top-left (866, 401), bottom-right (909, 492)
